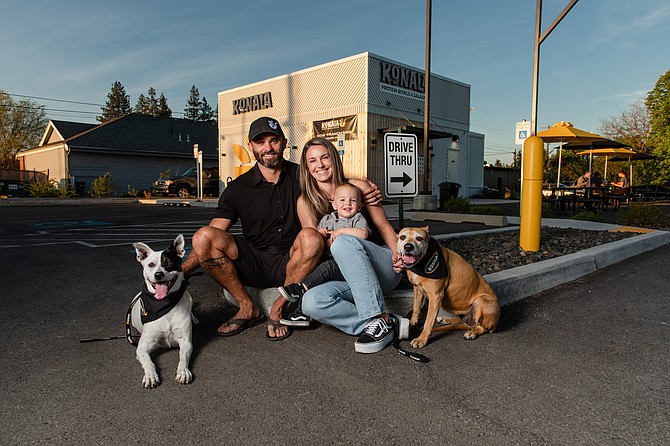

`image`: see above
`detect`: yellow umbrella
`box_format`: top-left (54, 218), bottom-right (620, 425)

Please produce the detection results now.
top-left (537, 121), bottom-right (610, 186)
top-left (575, 147), bottom-right (636, 179)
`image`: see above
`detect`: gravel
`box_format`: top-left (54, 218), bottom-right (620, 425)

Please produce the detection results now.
top-left (439, 227), bottom-right (637, 276)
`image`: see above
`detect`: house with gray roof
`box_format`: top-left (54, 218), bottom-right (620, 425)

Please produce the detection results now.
top-left (16, 113), bottom-right (218, 196)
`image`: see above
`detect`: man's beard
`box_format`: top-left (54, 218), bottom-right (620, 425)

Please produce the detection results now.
top-left (253, 149), bottom-right (284, 168)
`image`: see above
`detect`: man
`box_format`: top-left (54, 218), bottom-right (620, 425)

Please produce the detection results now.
top-left (575, 171), bottom-right (591, 188)
top-left (183, 117), bottom-right (320, 340)
top-left (183, 116), bottom-right (381, 340)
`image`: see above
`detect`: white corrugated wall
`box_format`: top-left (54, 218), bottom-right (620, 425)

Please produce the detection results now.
top-left (217, 52), bottom-right (480, 196)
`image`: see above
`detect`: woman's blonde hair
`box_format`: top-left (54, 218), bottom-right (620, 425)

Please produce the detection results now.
top-left (299, 137), bottom-right (347, 225)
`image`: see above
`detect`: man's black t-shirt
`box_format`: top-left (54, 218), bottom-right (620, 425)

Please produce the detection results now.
top-left (214, 161), bottom-right (301, 253)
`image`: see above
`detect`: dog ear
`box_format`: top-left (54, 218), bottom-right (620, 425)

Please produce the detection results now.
top-left (133, 242), bottom-right (152, 262)
top-left (171, 234), bottom-right (186, 258)
top-left (422, 226), bottom-right (430, 236)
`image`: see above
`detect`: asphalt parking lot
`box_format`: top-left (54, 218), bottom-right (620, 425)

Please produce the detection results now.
top-left (1, 202), bottom-right (668, 445)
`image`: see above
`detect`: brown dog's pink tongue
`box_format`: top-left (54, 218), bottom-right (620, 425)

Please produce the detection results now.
top-left (403, 254), bottom-right (418, 265)
top-left (154, 283), bottom-right (169, 300)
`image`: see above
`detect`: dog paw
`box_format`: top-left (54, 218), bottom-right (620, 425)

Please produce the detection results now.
top-left (410, 338), bottom-right (427, 349)
top-left (463, 331), bottom-right (477, 340)
top-left (175, 368), bottom-right (193, 384)
top-left (142, 373), bottom-right (160, 389)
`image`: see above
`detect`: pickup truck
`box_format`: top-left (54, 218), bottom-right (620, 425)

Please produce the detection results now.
top-left (153, 167), bottom-right (220, 198)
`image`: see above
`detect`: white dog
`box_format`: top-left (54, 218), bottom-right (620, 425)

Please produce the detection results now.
top-left (131, 234), bottom-right (194, 388)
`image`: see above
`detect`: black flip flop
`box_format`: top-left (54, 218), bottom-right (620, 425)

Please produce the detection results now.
top-left (266, 319), bottom-right (291, 341)
top-left (216, 313), bottom-right (266, 337)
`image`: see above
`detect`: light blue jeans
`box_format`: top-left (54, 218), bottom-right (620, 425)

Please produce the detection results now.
top-left (301, 235), bottom-right (401, 335)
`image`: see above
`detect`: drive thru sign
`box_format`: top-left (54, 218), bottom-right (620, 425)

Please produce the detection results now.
top-left (384, 133), bottom-right (418, 197)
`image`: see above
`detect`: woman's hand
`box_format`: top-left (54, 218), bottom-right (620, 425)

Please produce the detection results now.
top-left (392, 251), bottom-right (404, 273)
top-left (361, 177), bottom-right (383, 207)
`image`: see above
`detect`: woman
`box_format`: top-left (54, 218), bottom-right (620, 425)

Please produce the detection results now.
top-left (297, 137), bottom-right (408, 354)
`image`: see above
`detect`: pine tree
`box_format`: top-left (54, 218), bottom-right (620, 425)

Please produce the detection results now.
top-left (147, 87), bottom-right (159, 116)
top-left (157, 93), bottom-right (172, 117)
top-left (199, 96), bottom-right (215, 122)
top-left (135, 93), bottom-right (150, 115)
top-left (98, 81), bottom-right (132, 123)
top-left (184, 85), bottom-right (201, 121)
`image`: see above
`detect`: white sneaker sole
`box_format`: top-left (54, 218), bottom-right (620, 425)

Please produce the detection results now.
top-left (279, 317), bottom-right (311, 327)
top-left (354, 332), bottom-right (393, 354)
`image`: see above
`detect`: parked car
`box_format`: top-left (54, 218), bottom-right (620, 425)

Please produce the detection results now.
top-left (153, 167), bottom-right (220, 198)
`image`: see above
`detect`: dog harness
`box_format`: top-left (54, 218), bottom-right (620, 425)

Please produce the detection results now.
top-left (406, 237), bottom-right (449, 279)
top-left (125, 280), bottom-right (188, 346)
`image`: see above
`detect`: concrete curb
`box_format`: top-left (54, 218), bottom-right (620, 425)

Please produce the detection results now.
top-left (385, 225), bottom-right (670, 313)
top-left (412, 211), bottom-right (509, 227)
top-left (0, 197), bottom-right (139, 206)
top-left (223, 220), bottom-right (670, 318)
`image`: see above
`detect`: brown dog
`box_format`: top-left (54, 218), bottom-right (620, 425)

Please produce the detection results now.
top-left (397, 226), bottom-right (500, 348)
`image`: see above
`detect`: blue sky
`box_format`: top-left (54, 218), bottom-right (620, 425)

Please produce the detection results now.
top-left (2, 0), bottom-right (669, 164)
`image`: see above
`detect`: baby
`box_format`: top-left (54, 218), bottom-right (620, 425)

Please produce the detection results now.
top-left (280, 183), bottom-right (370, 326)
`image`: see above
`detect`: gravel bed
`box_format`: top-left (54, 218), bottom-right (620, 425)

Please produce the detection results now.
top-left (440, 227), bottom-right (637, 276)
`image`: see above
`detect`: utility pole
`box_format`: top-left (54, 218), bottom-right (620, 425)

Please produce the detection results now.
top-left (422, 0), bottom-right (432, 194)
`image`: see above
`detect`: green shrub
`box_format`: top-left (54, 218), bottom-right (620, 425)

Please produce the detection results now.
top-left (56, 182), bottom-right (75, 198)
top-left (90, 172), bottom-right (114, 198)
top-left (25, 179), bottom-right (59, 198)
top-left (442, 196), bottom-right (472, 213)
top-left (572, 210), bottom-right (606, 223)
top-left (618, 203), bottom-right (669, 229)
top-left (468, 205), bottom-right (503, 215)
top-left (541, 203), bottom-right (555, 218)
top-left (124, 184), bottom-right (140, 198)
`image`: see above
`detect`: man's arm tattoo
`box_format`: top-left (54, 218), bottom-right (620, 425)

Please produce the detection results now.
top-left (202, 256), bottom-right (230, 271)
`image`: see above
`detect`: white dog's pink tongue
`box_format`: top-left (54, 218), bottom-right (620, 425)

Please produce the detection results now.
top-left (154, 283), bottom-right (169, 300)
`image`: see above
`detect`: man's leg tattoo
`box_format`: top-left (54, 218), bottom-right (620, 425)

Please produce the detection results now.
top-left (202, 256), bottom-right (229, 271)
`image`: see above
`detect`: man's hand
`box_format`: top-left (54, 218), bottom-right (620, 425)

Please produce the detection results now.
top-left (362, 177), bottom-right (382, 207)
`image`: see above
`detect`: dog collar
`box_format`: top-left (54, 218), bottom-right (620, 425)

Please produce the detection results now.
top-left (139, 280), bottom-right (188, 324)
top-left (405, 237), bottom-right (449, 279)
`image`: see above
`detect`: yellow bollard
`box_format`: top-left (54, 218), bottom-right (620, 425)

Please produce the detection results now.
top-left (519, 136), bottom-right (544, 251)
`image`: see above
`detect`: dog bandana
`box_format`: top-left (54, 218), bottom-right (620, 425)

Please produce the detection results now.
top-left (406, 237), bottom-right (449, 279)
top-left (139, 281), bottom-right (188, 324)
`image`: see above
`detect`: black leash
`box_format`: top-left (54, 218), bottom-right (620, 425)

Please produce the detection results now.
top-left (78, 294), bottom-right (141, 346)
top-left (392, 339), bottom-right (430, 363)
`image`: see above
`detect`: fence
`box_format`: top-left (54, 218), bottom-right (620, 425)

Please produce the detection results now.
top-left (0, 168), bottom-right (48, 183)
top-left (0, 169), bottom-right (49, 197)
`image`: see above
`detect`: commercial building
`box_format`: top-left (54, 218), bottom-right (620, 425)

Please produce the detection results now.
top-left (217, 52), bottom-right (485, 199)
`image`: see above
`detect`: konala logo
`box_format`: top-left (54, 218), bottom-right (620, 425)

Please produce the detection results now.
top-left (232, 139), bottom-right (254, 178)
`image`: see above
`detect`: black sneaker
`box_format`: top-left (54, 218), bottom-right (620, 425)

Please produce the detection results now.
top-left (389, 313), bottom-right (410, 340)
top-left (354, 317), bottom-right (394, 353)
top-left (279, 298), bottom-right (311, 327)
top-left (278, 283), bottom-right (306, 303)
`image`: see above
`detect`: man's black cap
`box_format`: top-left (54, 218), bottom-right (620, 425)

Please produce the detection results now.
top-left (249, 117), bottom-right (284, 141)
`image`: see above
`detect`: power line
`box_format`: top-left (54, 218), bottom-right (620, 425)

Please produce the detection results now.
top-left (6, 92), bottom-right (186, 119)
top-left (8, 93), bottom-right (103, 107)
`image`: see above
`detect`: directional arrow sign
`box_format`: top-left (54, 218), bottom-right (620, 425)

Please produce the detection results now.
top-left (384, 133), bottom-right (418, 197)
top-left (390, 172), bottom-right (412, 187)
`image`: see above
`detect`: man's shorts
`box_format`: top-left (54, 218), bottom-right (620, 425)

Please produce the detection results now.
top-left (230, 235), bottom-right (291, 288)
